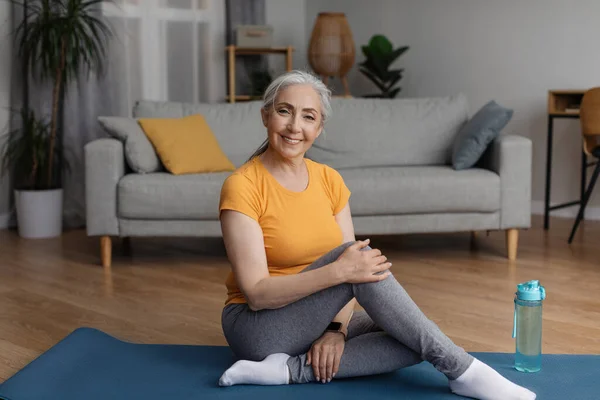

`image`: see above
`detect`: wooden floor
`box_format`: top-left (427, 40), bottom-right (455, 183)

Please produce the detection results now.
top-left (1, 215), bottom-right (600, 382)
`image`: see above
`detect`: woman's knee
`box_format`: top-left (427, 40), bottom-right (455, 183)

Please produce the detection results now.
top-left (229, 343), bottom-right (269, 361)
top-left (340, 241), bottom-right (356, 250)
top-left (341, 240), bottom-right (372, 251)
top-left (302, 242), bottom-right (354, 272)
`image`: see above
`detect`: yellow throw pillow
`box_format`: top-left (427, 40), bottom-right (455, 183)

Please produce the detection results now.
top-left (138, 114), bottom-right (235, 175)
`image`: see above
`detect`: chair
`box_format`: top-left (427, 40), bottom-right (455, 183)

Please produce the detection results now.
top-left (568, 87), bottom-right (600, 243)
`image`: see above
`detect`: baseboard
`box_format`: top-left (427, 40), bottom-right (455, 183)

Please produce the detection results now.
top-left (531, 201), bottom-right (600, 220)
top-left (0, 212), bottom-right (9, 229)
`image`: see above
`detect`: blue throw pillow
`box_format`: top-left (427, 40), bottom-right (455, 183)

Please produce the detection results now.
top-left (452, 100), bottom-right (513, 170)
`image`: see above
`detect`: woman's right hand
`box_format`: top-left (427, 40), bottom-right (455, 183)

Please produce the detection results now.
top-left (335, 239), bottom-right (392, 284)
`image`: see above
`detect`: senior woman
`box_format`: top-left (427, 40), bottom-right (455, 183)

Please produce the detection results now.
top-left (217, 70), bottom-right (535, 400)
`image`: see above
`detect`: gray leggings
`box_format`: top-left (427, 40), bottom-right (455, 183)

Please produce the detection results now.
top-left (221, 242), bottom-right (473, 384)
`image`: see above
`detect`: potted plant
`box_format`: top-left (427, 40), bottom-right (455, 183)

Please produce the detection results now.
top-left (0, 108), bottom-right (69, 238)
top-left (3, 0), bottom-right (113, 238)
top-left (358, 34), bottom-right (409, 98)
top-left (249, 69), bottom-right (273, 97)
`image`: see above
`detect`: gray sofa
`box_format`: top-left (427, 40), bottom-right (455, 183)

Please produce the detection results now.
top-left (85, 94), bottom-right (531, 267)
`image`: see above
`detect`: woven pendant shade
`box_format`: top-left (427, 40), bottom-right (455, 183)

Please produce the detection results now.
top-left (308, 13), bottom-right (355, 97)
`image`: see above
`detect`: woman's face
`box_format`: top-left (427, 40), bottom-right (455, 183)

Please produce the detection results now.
top-left (261, 84), bottom-right (323, 162)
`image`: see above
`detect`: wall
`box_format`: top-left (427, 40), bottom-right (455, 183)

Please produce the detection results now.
top-left (265, 0), bottom-right (307, 76)
top-left (304, 0), bottom-right (600, 218)
top-left (0, 1), bottom-right (11, 229)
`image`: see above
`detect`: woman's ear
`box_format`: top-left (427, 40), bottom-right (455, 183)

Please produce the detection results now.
top-left (317, 124), bottom-right (324, 138)
top-left (260, 108), bottom-right (268, 127)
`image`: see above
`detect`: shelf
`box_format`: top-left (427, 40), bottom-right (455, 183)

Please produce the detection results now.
top-left (549, 112), bottom-right (581, 117)
top-left (549, 90), bottom-right (587, 95)
top-left (225, 94), bottom-right (353, 102)
top-left (226, 45), bottom-right (294, 103)
top-left (226, 45), bottom-right (293, 55)
top-left (548, 89), bottom-right (585, 116)
top-left (225, 95), bottom-right (262, 102)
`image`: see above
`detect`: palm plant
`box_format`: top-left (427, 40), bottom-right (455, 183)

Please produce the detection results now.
top-left (12, 0), bottom-right (113, 188)
top-left (0, 108), bottom-right (68, 190)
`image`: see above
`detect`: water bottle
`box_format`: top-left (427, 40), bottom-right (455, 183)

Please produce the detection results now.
top-left (512, 280), bottom-right (546, 372)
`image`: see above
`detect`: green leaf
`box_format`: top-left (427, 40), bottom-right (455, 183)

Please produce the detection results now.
top-left (358, 66), bottom-right (387, 93)
top-left (362, 56), bottom-right (388, 81)
top-left (383, 68), bottom-right (403, 83)
top-left (386, 46), bottom-right (409, 65)
top-left (0, 107), bottom-right (59, 189)
top-left (385, 73), bottom-right (403, 91)
top-left (362, 36), bottom-right (407, 74)
top-left (361, 45), bottom-right (377, 61)
top-left (368, 34), bottom-right (393, 55)
top-left (359, 58), bottom-right (385, 81)
top-left (387, 88), bottom-right (401, 98)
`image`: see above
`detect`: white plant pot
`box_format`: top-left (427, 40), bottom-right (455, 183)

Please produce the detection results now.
top-left (15, 188), bottom-right (63, 239)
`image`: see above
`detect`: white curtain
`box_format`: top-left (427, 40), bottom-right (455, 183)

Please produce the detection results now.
top-left (63, 0), bottom-right (226, 227)
top-left (101, 0), bottom-right (226, 111)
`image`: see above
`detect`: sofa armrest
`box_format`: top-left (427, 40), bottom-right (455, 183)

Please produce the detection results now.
top-left (482, 134), bottom-right (532, 229)
top-left (85, 138), bottom-right (125, 236)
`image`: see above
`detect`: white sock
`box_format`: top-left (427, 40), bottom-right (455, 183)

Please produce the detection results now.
top-left (218, 353), bottom-right (291, 386)
top-left (449, 358), bottom-right (536, 400)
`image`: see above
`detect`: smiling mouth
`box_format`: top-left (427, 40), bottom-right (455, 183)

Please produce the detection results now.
top-left (281, 135), bottom-right (302, 145)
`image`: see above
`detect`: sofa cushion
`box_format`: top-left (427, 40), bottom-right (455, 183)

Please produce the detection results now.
top-left (97, 116), bottom-right (162, 173)
top-left (133, 100), bottom-right (267, 168)
top-left (118, 172), bottom-right (230, 220)
top-left (117, 165), bottom-right (499, 220)
top-left (452, 100), bottom-right (514, 170)
top-left (340, 166), bottom-right (500, 216)
top-left (306, 94), bottom-right (469, 169)
top-left (138, 114), bottom-right (235, 175)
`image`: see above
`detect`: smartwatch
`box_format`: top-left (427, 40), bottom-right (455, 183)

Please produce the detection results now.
top-left (325, 322), bottom-right (344, 336)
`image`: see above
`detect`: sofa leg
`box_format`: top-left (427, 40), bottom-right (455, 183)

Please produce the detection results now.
top-left (122, 237), bottom-right (131, 256)
top-left (101, 236), bottom-right (112, 267)
top-left (470, 231), bottom-right (478, 248)
top-left (506, 229), bottom-right (518, 261)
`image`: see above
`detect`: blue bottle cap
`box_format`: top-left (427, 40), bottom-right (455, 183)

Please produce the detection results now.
top-left (516, 280), bottom-right (546, 301)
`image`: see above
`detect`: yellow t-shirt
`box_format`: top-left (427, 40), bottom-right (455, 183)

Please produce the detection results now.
top-left (218, 156), bottom-right (351, 306)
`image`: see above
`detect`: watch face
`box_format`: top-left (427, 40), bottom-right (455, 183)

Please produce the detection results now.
top-left (327, 322), bottom-right (342, 331)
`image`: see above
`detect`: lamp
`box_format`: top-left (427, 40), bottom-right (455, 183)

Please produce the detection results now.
top-left (307, 12), bottom-right (355, 97)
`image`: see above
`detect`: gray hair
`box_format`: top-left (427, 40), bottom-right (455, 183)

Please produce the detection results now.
top-left (247, 70), bottom-right (332, 161)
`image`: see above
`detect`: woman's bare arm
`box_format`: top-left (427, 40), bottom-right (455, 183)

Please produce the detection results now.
top-left (220, 210), bottom-right (346, 311)
top-left (335, 203), bottom-right (356, 244)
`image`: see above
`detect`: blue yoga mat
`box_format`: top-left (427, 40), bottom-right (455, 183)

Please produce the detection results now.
top-left (0, 327), bottom-right (596, 399)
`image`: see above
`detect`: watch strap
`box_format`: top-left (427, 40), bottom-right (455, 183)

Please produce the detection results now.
top-left (325, 322), bottom-right (346, 338)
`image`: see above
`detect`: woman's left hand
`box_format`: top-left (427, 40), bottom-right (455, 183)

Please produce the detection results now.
top-left (306, 331), bottom-right (345, 383)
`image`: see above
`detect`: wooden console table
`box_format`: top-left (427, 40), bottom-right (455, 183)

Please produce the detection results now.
top-left (544, 90), bottom-right (595, 229)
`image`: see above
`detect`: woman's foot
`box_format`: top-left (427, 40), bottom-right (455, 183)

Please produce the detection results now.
top-left (218, 353), bottom-right (291, 386)
top-left (449, 358), bottom-right (536, 400)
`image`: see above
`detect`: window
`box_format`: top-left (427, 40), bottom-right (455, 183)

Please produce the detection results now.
top-left (101, 0), bottom-right (225, 106)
